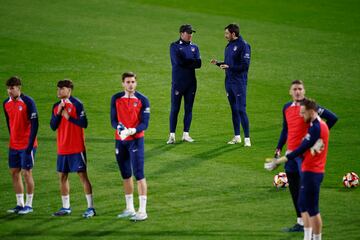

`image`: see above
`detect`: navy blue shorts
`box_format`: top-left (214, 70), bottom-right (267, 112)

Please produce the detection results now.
top-left (298, 171), bottom-right (324, 216)
top-left (115, 138), bottom-right (145, 181)
top-left (57, 152), bottom-right (87, 173)
top-left (8, 148), bottom-right (37, 170)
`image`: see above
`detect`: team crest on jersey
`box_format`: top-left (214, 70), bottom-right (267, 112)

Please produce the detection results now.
top-left (233, 46), bottom-right (238, 51)
top-left (133, 102), bottom-right (138, 107)
top-left (191, 47), bottom-right (195, 52)
top-left (18, 106), bottom-right (23, 111)
top-left (67, 108), bottom-right (72, 113)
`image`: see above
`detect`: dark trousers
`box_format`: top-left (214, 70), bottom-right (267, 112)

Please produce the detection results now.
top-left (169, 84), bottom-right (196, 133)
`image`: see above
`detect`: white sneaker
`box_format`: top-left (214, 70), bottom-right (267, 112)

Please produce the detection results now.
top-left (166, 133), bottom-right (176, 144)
top-left (227, 137), bottom-right (241, 144)
top-left (182, 132), bottom-right (194, 142)
top-left (244, 138), bottom-right (251, 147)
top-left (130, 212), bottom-right (148, 221)
top-left (117, 209), bottom-right (136, 218)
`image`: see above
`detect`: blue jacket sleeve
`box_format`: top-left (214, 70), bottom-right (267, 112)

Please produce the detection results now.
top-left (3, 100), bottom-right (10, 134)
top-left (276, 106), bottom-right (288, 150)
top-left (228, 43), bottom-right (250, 73)
top-left (110, 95), bottom-right (119, 129)
top-left (170, 44), bottom-right (201, 69)
top-left (135, 97), bottom-right (150, 133)
top-left (23, 97), bottom-right (39, 151)
top-left (286, 123), bottom-right (320, 160)
top-left (50, 103), bottom-right (62, 131)
top-left (317, 106), bottom-right (338, 129)
top-left (68, 100), bottom-right (87, 129)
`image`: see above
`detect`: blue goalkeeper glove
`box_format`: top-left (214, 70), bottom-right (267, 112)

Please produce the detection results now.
top-left (117, 123), bottom-right (126, 137)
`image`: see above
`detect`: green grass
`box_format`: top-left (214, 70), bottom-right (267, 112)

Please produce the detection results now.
top-left (0, 0), bottom-right (359, 239)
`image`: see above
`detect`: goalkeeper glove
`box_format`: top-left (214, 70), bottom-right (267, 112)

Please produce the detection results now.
top-left (120, 128), bottom-right (136, 140)
top-left (310, 138), bottom-right (324, 155)
top-left (264, 156), bottom-right (288, 171)
top-left (264, 158), bottom-right (279, 171)
top-left (117, 123), bottom-right (126, 136)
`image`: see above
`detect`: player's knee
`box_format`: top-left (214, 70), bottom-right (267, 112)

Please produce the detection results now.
top-left (22, 169), bottom-right (32, 178)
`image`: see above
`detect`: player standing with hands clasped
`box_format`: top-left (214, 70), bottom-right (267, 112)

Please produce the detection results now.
top-left (111, 72), bottom-right (150, 221)
top-left (265, 99), bottom-right (331, 240)
top-left (50, 80), bottom-right (96, 218)
top-left (211, 23), bottom-right (251, 146)
top-left (167, 24), bottom-right (201, 144)
top-left (3, 76), bottom-right (38, 215)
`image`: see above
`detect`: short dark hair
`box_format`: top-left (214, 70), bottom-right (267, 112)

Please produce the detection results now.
top-left (225, 23), bottom-right (240, 37)
top-left (301, 98), bottom-right (318, 111)
top-left (6, 76), bottom-right (22, 87)
top-left (57, 79), bottom-right (74, 89)
top-left (122, 72), bottom-right (137, 82)
top-left (291, 79), bottom-right (304, 86)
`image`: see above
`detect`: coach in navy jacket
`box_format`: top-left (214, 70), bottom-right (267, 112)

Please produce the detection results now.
top-left (167, 24), bottom-right (201, 144)
top-left (211, 23), bottom-right (251, 146)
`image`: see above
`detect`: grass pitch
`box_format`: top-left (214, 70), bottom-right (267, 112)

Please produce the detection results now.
top-left (0, 0), bottom-right (359, 239)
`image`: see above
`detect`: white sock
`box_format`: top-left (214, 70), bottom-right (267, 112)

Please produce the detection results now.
top-left (85, 194), bottom-right (94, 208)
top-left (297, 217), bottom-right (304, 226)
top-left (16, 194), bottom-right (24, 207)
top-left (61, 195), bottom-right (70, 209)
top-left (138, 195), bottom-right (147, 213)
top-left (304, 227), bottom-right (312, 240)
top-left (183, 132), bottom-right (189, 136)
top-left (313, 233), bottom-right (322, 240)
top-left (125, 194), bottom-right (135, 211)
top-left (235, 135), bottom-right (240, 139)
top-left (170, 133), bottom-right (175, 138)
top-left (25, 194), bottom-right (33, 207)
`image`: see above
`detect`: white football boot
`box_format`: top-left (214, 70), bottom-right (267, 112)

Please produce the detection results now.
top-left (227, 136), bottom-right (241, 144)
top-left (130, 212), bottom-right (148, 222)
top-left (182, 132), bottom-right (194, 142)
top-left (244, 138), bottom-right (251, 147)
top-left (117, 209), bottom-right (136, 218)
top-left (166, 133), bottom-right (176, 144)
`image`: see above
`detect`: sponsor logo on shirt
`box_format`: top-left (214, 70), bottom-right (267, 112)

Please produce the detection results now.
top-left (233, 46), bottom-right (238, 51)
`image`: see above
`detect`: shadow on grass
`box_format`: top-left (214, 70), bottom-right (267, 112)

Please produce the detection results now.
top-left (149, 144), bottom-right (239, 176)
